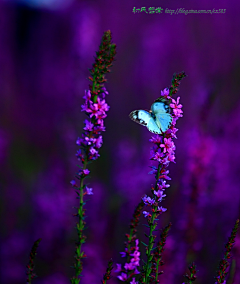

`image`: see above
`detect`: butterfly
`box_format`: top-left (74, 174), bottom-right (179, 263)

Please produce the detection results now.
top-left (129, 97), bottom-right (172, 134)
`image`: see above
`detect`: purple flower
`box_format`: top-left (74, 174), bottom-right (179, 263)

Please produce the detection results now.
top-left (157, 206), bottom-right (167, 213)
top-left (83, 89), bottom-right (91, 101)
top-left (157, 180), bottom-right (170, 191)
top-left (160, 87), bottom-right (171, 99)
top-left (142, 195), bottom-right (155, 205)
top-left (78, 169), bottom-right (90, 177)
top-left (130, 278), bottom-right (138, 284)
top-left (152, 151), bottom-right (164, 162)
top-left (85, 137), bottom-right (96, 145)
top-left (148, 166), bottom-right (158, 175)
top-left (76, 137), bottom-right (83, 145)
top-left (83, 169), bottom-right (90, 175)
top-left (143, 211), bottom-right (151, 218)
top-left (70, 180), bottom-right (77, 187)
top-left (94, 97), bottom-right (110, 113)
top-left (170, 96), bottom-right (183, 117)
top-left (101, 86), bottom-right (109, 98)
top-left (95, 136), bottom-right (103, 148)
top-left (93, 124), bottom-right (106, 133)
top-left (120, 251), bottom-right (127, 257)
top-left (85, 186), bottom-right (93, 195)
top-left (130, 250), bottom-right (140, 266)
top-left (117, 273), bottom-right (128, 281)
top-left (89, 147), bottom-right (98, 155)
top-left (85, 101), bottom-right (101, 118)
top-left (166, 126), bottom-right (178, 139)
top-left (83, 120), bottom-right (94, 131)
top-left (124, 262), bottom-right (136, 270)
top-left (160, 137), bottom-right (175, 153)
top-left (154, 190), bottom-right (166, 201)
top-left (114, 263), bottom-right (122, 273)
top-left (149, 135), bottom-right (162, 144)
top-left (167, 151), bottom-right (176, 163)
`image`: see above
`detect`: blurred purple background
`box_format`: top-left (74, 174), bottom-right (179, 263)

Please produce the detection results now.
top-left (1, 0), bottom-right (240, 283)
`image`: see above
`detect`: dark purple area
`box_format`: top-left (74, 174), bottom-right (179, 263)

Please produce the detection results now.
top-left (0, 1), bottom-right (240, 283)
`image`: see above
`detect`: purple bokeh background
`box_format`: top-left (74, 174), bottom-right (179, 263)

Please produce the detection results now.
top-left (1, 0), bottom-right (240, 283)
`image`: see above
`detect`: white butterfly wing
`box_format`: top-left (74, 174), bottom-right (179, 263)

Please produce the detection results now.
top-left (129, 110), bottom-right (161, 134)
top-left (151, 100), bottom-right (172, 133)
top-left (155, 112), bottom-right (172, 132)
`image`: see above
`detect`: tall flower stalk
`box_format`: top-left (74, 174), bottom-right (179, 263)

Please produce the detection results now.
top-left (115, 72), bottom-right (186, 284)
top-left (140, 72), bottom-right (186, 284)
top-left (214, 219), bottom-right (239, 284)
top-left (70, 30), bottom-right (116, 284)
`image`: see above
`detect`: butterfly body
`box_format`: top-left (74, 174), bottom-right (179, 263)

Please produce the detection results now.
top-left (129, 97), bottom-right (172, 134)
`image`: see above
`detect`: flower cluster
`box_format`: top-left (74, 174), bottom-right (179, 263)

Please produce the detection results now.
top-left (70, 87), bottom-right (109, 195)
top-left (142, 87), bottom-right (183, 218)
top-left (115, 239), bottom-right (141, 283)
top-left (79, 88), bottom-right (109, 160)
top-left (115, 201), bottom-right (144, 284)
